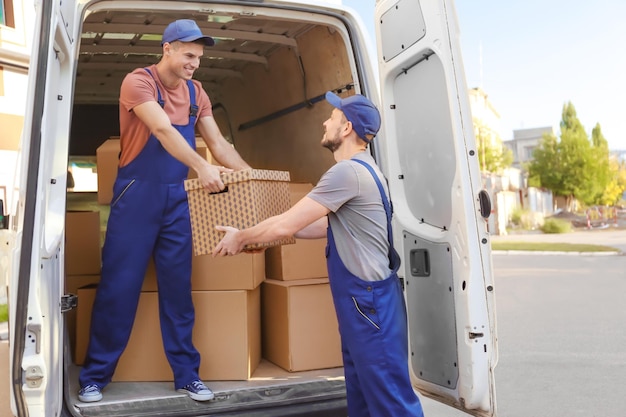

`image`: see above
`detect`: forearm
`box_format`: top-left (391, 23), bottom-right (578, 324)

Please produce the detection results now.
top-left (210, 140), bottom-right (250, 170)
top-left (154, 125), bottom-right (209, 172)
top-left (214, 197), bottom-right (329, 257)
top-left (294, 217), bottom-right (328, 239)
top-left (238, 214), bottom-right (294, 247)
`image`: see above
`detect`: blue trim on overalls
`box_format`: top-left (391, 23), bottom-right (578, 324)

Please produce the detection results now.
top-left (80, 69), bottom-right (201, 390)
top-left (325, 158), bottom-right (423, 417)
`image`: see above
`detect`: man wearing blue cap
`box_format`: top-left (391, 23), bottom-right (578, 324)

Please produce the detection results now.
top-left (213, 92), bottom-right (424, 416)
top-left (78, 19), bottom-right (250, 403)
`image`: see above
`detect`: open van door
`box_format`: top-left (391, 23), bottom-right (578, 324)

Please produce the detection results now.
top-left (373, 0), bottom-right (498, 416)
top-left (10, 0), bottom-right (76, 415)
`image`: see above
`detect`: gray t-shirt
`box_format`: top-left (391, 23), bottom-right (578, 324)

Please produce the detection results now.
top-left (307, 152), bottom-right (392, 281)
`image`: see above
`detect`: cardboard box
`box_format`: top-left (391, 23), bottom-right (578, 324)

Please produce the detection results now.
top-left (96, 138), bottom-right (121, 205)
top-left (97, 138), bottom-right (214, 204)
top-left (288, 182), bottom-right (314, 206)
top-left (76, 286), bottom-right (261, 381)
top-left (263, 182), bottom-right (326, 281)
top-left (65, 211), bottom-right (101, 275)
top-left (194, 288), bottom-right (261, 381)
top-left (262, 278), bottom-right (342, 372)
top-left (0, 341), bottom-right (11, 417)
top-left (185, 169), bottom-right (295, 255)
top-left (192, 252), bottom-right (265, 290)
top-left (142, 252), bottom-right (265, 291)
top-left (65, 274), bottom-right (101, 362)
top-left (265, 238), bottom-right (327, 280)
top-left (0, 112), bottom-right (24, 150)
top-left (186, 139), bottom-right (217, 180)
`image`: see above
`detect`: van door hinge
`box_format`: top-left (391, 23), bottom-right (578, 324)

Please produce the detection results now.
top-left (25, 366), bottom-right (44, 388)
top-left (61, 294), bottom-right (78, 313)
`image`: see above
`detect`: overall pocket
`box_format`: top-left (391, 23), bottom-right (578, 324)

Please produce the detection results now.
top-left (351, 296), bottom-right (381, 331)
top-left (111, 178), bottom-right (136, 207)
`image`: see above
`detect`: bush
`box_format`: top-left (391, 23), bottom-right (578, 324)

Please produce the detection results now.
top-left (0, 304), bottom-right (7, 323)
top-left (508, 208), bottom-right (544, 231)
top-left (510, 207), bottom-right (523, 226)
top-left (541, 218), bottom-right (572, 234)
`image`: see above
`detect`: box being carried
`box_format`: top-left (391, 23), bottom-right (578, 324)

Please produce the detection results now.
top-left (185, 169), bottom-right (295, 255)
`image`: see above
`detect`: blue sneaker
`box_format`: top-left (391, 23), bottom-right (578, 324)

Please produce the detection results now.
top-left (78, 384), bottom-right (102, 402)
top-left (177, 380), bottom-right (214, 401)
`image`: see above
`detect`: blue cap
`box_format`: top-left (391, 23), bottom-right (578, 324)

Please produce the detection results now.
top-left (161, 19), bottom-right (215, 46)
top-left (325, 91), bottom-right (381, 142)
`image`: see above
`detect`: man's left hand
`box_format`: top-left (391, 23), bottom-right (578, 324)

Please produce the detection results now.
top-left (213, 225), bottom-right (243, 256)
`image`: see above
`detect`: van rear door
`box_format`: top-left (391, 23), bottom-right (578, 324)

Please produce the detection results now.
top-left (9, 0), bottom-right (76, 416)
top-left (373, 1), bottom-right (497, 416)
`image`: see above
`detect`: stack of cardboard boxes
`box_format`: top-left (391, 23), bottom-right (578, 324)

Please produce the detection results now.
top-left (66, 138), bottom-right (342, 384)
top-left (261, 183), bottom-right (343, 372)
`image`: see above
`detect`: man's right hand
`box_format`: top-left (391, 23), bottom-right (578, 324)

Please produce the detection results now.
top-left (196, 163), bottom-right (233, 193)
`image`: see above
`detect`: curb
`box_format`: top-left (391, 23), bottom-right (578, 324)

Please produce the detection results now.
top-left (492, 250), bottom-right (622, 256)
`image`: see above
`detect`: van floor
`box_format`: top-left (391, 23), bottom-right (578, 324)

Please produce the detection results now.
top-left (68, 360), bottom-right (345, 416)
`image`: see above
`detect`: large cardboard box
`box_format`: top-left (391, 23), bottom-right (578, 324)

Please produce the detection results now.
top-left (0, 112), bottom-right (24, 150)
top-left (0, 341), bottom-right (10, 417)
top-left (192, 252), bottom-right (265, 290)
top-left (262, 278), bottom-right (342, 372)
top-left (194, 288), bottom-right (261, 381)
top-left (265, 238), bottom-right (327, 280)
top-left (65, 274), bottom-right (101, 362)
top-left (186, 139), bottom-right (217, 180)
top-left (65, 211), bottom-right (101, 275)
top-left (95, 138), bottom-right (120, 205)
top-left (142, 252), bottom-right (265, 291)
top-left (97, 138), bottom-right (214, 204)
top-left (185, 169), bottom-right (295, 255)
top-left (76, 286), bottom-right (260, 381)
top-left (287, 182), bottom-right (314, 206)
top-left (265, 183), bottom-right (326, 281)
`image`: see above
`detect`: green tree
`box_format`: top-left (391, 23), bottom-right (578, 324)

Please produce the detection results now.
top-left (528, 102), bottom-right (611, 208)
top-left (601, 156), bottom-right (626, 205)
top-left (590, 123), bottom-right (611, 203)
top-left (474, 118), bottom-right (513, 174)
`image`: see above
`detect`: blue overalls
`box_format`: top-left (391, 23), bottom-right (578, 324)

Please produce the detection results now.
top-left (326, 159), bottom-right (424, 417)
top-left (80, 68), bottom-right (200, 390)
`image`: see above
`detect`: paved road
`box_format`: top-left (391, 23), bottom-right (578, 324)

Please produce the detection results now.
top-left (421, 248), bottom-right (626, 417)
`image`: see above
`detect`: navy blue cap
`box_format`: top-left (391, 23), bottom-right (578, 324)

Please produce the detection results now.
top-left (161, 19), bottom-right (215, 46)
top-left (325, 91), bottom-right (381, 142)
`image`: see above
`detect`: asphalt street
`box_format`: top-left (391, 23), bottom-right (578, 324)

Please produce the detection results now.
top-left (421, 230), bottom-right (626, 417)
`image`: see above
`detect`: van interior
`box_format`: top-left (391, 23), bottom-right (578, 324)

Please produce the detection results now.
top-left (65, 3), bottom-right (371, 416)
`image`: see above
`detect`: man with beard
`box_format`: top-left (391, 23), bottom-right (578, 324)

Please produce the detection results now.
top-left (212, 91), bottom-right (424, 417)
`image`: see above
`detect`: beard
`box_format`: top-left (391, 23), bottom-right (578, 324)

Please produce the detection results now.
top-left (321, 128), bottom-right (342, 152)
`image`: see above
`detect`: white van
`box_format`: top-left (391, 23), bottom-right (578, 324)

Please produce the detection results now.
top-left (5, 0), bottom-right (498, 416)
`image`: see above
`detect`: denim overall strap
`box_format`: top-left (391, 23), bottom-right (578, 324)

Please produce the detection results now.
top-left (351, 158), bottom-right (401, 273)
top-left (144, 68), bottom-right (165, 108)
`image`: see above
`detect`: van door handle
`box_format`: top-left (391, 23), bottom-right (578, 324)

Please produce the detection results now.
top-left (478, 190), bottom-right (491, 219)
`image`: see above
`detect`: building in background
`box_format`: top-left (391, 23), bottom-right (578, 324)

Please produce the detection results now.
top-left (467, 90), bottom-right (556, 234)
top-left (0, 0), bottom-right (34, 227)
top-left (503, 126), bottom-right (555, 170)
top-left (467, 87), bottom-right (503, 150)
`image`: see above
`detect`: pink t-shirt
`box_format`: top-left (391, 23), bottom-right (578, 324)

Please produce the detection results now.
top-left (118, 64), bottom-right (213, 167)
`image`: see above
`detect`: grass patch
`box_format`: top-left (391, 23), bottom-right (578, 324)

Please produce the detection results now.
top-left (491, 242), bottom-right (619, 252)
top-left (0, 304), bottom-right (7, 323)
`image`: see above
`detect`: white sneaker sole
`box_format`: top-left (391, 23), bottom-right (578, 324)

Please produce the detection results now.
top-left (177, 388), bottom-right (215, 402)
top-left (78, 392), bottom-right (103, 402)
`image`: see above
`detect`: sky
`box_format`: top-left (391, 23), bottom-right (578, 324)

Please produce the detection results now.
top-left (341, 0), bottom-right (626, 151)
